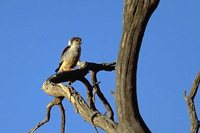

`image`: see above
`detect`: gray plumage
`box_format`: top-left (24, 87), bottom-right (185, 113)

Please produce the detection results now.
top-left (55, 37), bottom-right (82, 73)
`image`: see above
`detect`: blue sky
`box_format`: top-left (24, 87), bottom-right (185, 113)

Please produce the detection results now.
top-left (0, 0), bottom-right (200, 133)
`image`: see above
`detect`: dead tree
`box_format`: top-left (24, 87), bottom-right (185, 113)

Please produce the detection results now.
top-left (29, 0), bottom-right (160, 133)
top-left (184, 72), bottom-right (200, 133)
top-left (29, 0), bottom-right (200, 133)
top-left (115, 0), bottom-right (160, 132)
top-left (29, 62), bottom-right (117, 133)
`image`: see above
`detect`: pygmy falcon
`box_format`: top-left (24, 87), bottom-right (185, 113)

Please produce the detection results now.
top-left (55, 37), bottom-right (82, 73)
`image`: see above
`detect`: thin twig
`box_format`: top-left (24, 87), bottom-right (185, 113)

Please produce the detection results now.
top-left (58, 98), bottom-right (65, 133)
top-left (91, 71), bottom-right (114, 120)
top-left (79, 77), bottom-right (96, 111)
top-left (184, 72), bottom-right (200, 133)
top-left (29, 97), bottom-right (64, 133)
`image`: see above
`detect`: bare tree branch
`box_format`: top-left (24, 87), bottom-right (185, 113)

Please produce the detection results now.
top-left (48, 62), bottom-right (116, 84)
top-left (29, 97), bottom-right (65, 133)
top-left (184, 72), bottom-right (200, 133)
top-left (115, 0), bottom-right (159, 133)
top-left (58, 100), bottom-right (66, 133)
top-left (91, 71), bottom-right (114, 120)
top-left (29, 62), bottom-right (117, 133)
top-left (79, 77), bottom-right (97, 110)
top-left (42, 81), bottom-right (118, 133)
top-left (29, 0), bottom-right (162, 132)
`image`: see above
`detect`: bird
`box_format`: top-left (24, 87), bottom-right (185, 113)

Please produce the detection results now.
top-left (55, 37), bottom-right (82, 73)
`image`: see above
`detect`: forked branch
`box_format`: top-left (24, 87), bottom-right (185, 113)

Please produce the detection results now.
top-left (29, 97), bottom-right (65, 133)
top-left (91, 71), bottom-right (114, 120)
top-left (42, 81), bottom-right (117, 133)
top-left (48, 62), bottom-right (116, 84)
top-left (29, 62), bottom-right (117, 133)
top-left (184, 72), bottom-right (200, 133)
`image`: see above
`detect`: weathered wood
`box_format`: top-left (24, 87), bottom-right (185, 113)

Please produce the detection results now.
top-left (115, 0), bottom-right (159, 133)
top-left (91, 71), bottom-right (114, 120)
top-left (48, 62), bottom-right (115, 84)
top-left (29, 97), bottom-right (65, 133)
top-left (30, 62), bottom-right (117, 133)
top-left (29, 62), bottom-right (116, 133)
top-left (42, 81), bottom-right (118, 133)
top-left (184, 72), bottom-right (200, 133)
top-left (29, 0), bottom-right (162, 132)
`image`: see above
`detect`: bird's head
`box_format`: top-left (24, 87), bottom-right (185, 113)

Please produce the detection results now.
top-left (68, 37), bottom-right (82, 46)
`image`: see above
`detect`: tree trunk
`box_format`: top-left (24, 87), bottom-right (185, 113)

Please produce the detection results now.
top-left (29, 0), bottom-right (161, 133)
top-left (115, 0), bottom-right (159, 133)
